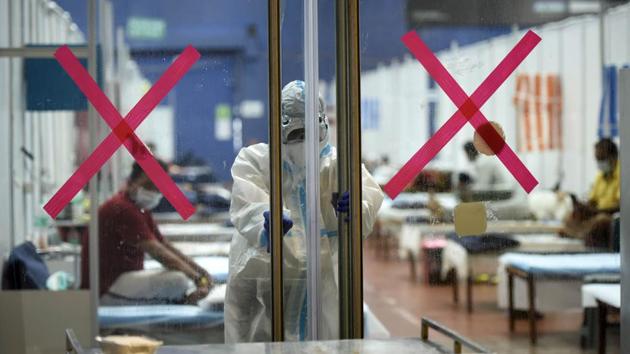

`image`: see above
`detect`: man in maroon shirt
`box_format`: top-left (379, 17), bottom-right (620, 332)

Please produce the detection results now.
top-left (82, 161), bottom-right (211, 304)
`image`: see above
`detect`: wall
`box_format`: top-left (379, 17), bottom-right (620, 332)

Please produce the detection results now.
top-left (0, 0), bottom-right (84, 255)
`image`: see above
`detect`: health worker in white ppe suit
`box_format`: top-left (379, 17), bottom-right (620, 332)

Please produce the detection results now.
top-left (225, 80), bottom-right (384, 342)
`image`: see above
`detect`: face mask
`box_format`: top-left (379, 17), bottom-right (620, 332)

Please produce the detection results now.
top-left (133, 187), bottom-right (163, 210)
top-left (282, 138), bottom-right (330, 168)
top-left (597, 160), bottom-right (613, 174)
top-left (283, 143), bottom-right (306, 167)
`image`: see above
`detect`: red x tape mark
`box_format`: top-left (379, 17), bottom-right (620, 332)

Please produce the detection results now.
top-left (383, 31), bottom-right (541, 199)
top-left (44, 45), bottom-right (200, 220)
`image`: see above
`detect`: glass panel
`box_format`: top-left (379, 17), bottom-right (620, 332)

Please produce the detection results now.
top-left (1, 0), bottom-right (102, 351)
top-left (2, 0), bottom-right (625, 351)
top-left (1, 0), bottom-right (275, 349)
top-left (360, 0), bottom-right (625, 352)
top-left (94, 0), bottom-right (270, 346)
top-left (278, 0), bottom-right (340, 341)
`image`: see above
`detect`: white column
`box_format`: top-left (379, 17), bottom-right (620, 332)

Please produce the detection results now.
top-left (304, 0), bottom-right (322, 340)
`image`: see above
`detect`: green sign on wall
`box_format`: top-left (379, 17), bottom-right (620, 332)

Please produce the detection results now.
top-left (127, 17), bottom-right (167, 40)
top-left (215, 104), bottom-right (232, 141)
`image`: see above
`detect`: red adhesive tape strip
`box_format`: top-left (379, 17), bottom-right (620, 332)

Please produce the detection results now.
top-left (44, 45), bottom-right (200, 220)
top-left (384, 31), bottom-right (540, 199)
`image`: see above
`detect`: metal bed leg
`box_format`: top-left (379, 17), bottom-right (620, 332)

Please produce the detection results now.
top-left (527, 274), bottom-right (537, 345)
top-left (598, 300), bottom-right (607, 354)
top-left (508, 270), bottom-right (515, 332)
top-left (408, 250), bottom-right (417, 282)
top-left (452, 268), bottom-right (459, 305)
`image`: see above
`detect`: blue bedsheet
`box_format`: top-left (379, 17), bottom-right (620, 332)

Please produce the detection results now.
top-left (99, 306), bottom-right (385, 337)
top-left (144, 256), bottom-right (229, 284)
top-left (99, 305), bottom-right (223, 328)
top-left (501, 253), bottom-right (620, 277)
top-left (100, 257), bottom-right (229, 329)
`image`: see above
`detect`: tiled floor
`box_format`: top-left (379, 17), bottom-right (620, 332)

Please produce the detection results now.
top-left (363, 248), bottom-right (620, 353)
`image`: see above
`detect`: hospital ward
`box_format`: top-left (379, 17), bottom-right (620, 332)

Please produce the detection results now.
top-left (1, 0), bottom-right (629, 353)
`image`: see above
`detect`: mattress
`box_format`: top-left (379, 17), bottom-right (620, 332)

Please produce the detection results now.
top-left (144, 256), bottom-right (229, 284)
top-left (501, 253), bottom-right (620, 277)
top-left (100, 302), bottom-right (389, 339)
top-left (99, 305), bottom-right (224, 328)
top-left (581, 283), bottom-right (620, 308)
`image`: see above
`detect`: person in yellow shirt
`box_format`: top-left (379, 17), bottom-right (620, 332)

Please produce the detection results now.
top-left (564, 138), bottom-right (620, 249)
top-left (589, 138), bottom-right (620, 211)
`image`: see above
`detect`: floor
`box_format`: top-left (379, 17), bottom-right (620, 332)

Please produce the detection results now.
top-left (363, 247), bottom-right (620, 354)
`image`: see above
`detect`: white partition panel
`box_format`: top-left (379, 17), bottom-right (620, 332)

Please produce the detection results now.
top-left (0, 0), bottom-right (11, 259)
top-left (583, 17), bottom-right (604, 191)
top-left (0, 0), bottom-right (99, 250)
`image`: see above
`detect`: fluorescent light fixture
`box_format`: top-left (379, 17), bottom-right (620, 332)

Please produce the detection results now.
top-left (533, 1), bottom-right (567, 14)
top-left (411, 10), bottom-right (450, 22)
top-left (569, 1), bottom-right (601, 13)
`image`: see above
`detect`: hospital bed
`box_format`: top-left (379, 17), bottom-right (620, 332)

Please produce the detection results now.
top-left (99, 304), bottom-right (226, 344)
top-left (501, 253), bottom-right (620, 344)
top-left (169, 241), bottom-right (231, 257)
top-left (99, 302), bottom-right (389, 344)
top-left (442, 233), bottom-right (584, 312)
top-left (403, 221), bottom-right (563, 282)
top-left (581, 283), bottom-right (620, 353)
top-left (144, 256), bottom-right (230, 283)
top-left (158, 223), bottom-right (234, 242)
top-left (55, 220), bottom-right (236, 241)
top-left (98, 256), bottom-right (229, 343)
top-left (373, 193), bottom-right (456, 259)
top-left (100, 255), bottom-right (390, 344)
top-left (376, 193), bottom-right (458, 228)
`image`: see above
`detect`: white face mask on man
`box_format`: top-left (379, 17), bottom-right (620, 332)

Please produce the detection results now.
top-left (597, 160), bottom-right (613, 174)
top-left (132, 187), bottom-right (163, 210)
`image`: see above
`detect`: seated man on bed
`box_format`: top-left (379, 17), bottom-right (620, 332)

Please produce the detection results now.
top-left (82, 160), bottom-right (213, 305)
top-left (563, 138), bottom-right (620, 249)
top-left (458, 141), bottom-right (514, 200)
top-left (457, 141), bottom-right (531, 219)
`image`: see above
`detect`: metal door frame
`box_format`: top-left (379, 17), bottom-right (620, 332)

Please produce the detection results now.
top-left (267, 0), bottom-right (364, 340)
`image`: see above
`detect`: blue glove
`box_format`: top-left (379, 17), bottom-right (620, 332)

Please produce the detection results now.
top-left (335, 191), bottom-right (351, 222)
top-left (336, 191), bottom-right (350, 213)
top-left (261, 210), bottom-right (294, 252)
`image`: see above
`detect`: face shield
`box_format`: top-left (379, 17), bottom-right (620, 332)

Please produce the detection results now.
top-left (281, 112), bottom-right (329, 145)
top-left (280, 80), bottom-right (329, 145)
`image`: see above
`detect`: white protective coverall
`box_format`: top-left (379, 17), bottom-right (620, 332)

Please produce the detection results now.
top-left (225, 83), bottom-right (384, 343)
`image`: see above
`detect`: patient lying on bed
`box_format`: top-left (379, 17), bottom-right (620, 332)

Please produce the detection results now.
top-left (81, 161), bottom-right (213, 305)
